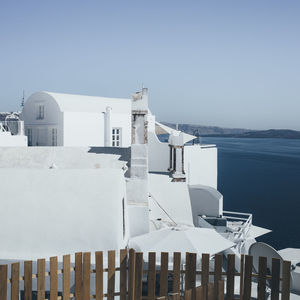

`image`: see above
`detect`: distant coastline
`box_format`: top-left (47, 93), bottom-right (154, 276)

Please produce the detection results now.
top-left (201, 129), bottom-right (300, 139)
top-left (163, 122), bottom-right (300, 139)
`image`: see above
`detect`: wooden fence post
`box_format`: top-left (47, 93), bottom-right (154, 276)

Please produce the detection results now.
top-left (202, 254), bottom-right (210, 300)
top-left (195, 286), bottom-right (204, 300)
top-left (242, 255), bottom-right (252, 300)
top-left (148, 252), bottom-right (156, 300)
top-left (271, 258), bottom-right (280, 300)
top-left (185, 253), bottom-right (196, 291)
top-left (107, 250), bottom-right (116, 300)
top-left (11, 262), bottom-right (19, 300)
top-left (239, 254), bottom-right (245, 298)
top-left (83, 252), bottom-right (91, 300)
top-left (120, 249), bottom-right (127, 300)
top-left (207, 283), bottom-right (214, 300)
top-left (24, 261), bottom-right (32, 300)
top-left (173, 252), bottom-right (181, 295)
top-left (63, 254), bottom-right (71, 300)
top-left (282, 260), bottom-right (291, 300)
top-left (75, 252), bottom-right (83, 300)
top-left (218, 280), bottom-right (224, 300)
top-left (257, 256), bottom-right (267, 300)
top-left (184, 288), bottom-right (192, 300)
top-left (0, 265), bottom-right (8, 300)
top-left (50, 256), bottom-right (58, 300)
top-left (160, 252), bottom-right (169, 297)
top-left (37, 259), bottom-right (45, 300)
top-left (96, 251), bottom-right (104, 300)
top-left (134, 252), bottom-right (143, 300)
top-left (214, 254), bottom-right (222, 300)
top-left (226, 254), bottom-right (235, 300)
top-left (128, 249), bottom-right (136, 300)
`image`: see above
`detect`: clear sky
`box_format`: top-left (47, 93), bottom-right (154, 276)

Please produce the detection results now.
top-left (0, 0), bottom-right (299, 130)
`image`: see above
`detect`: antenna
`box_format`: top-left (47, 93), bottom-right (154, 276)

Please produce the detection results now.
top-left (21, 90), bottom-right (25, 107)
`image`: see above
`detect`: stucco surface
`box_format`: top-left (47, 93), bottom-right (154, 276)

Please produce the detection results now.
top-left (0, 168), bottom-right (128, 260)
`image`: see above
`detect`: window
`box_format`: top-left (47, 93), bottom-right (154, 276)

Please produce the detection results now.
top-left (27, 128), bottom-right (32, 146)
top-left (51, 128), bottom-right (57, 146)
top-left (112, 128), bottom-right (121, 147)
top-left (37, 105), bottom-right (44, 120)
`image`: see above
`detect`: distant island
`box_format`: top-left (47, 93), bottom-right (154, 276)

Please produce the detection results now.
top-left (162, 122), bottom-right (300, 139)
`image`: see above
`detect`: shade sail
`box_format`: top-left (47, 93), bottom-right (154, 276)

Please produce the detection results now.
top-left (155, 122), bottom-right (196, 144)
top-left (247, 225), bottom-right (271, 239)
top-left (129, 226), bottom-right (234, 261)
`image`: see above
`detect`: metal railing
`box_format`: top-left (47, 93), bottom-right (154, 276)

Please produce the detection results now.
top-left (223, 210), bottom-right (253, 251)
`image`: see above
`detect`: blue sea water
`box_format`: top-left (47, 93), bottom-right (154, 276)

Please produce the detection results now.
top-left (201, 137), bottom-right (300, 250)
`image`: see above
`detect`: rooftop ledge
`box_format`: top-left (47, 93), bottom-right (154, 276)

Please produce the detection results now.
top-left (185, 144), bottom-right (216, 148)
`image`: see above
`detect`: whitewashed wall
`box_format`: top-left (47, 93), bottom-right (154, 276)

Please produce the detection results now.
top-left (185, 145), bottom-right (218, 188)
top-left (0, 132), bottom-right (28, 147)
top-left (110, 112), bottom-right (131, 147)
top-left (22, 92), bottom-right (132, 147)
top-left (148, 134), bottom-right (218, 188)
top-left (189, 185), bottom-right (223, 221)
top-left (148, 132), bottom-right (169, 172)
top-left (63, 112), bottom-right (105, 146)
top-left (0, 168), bottom-right (128, 260)
top-left (21, 92), bottom-right (64, 146)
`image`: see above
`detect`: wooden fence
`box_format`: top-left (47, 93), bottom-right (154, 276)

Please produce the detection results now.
top-left (0, 249), bottom-right (292, 300)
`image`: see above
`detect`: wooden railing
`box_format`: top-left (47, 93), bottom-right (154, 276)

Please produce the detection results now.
top-left (0, 249), bottom-right (292, 300)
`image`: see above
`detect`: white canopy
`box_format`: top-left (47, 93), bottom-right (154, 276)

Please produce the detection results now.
top-left (129, 226), bottom-right (234, 262)
top-left (155, 121), bottom-right (196, 144)
top-left (247, 225), bottom-right (271, 239)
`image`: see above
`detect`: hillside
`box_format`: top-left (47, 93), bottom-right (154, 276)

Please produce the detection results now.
top-left (162, 123), bottom-right (300, 139)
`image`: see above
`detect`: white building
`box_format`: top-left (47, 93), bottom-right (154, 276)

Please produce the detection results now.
top-left (21, 91), bottom-right (132, 147)
top-left (0, 113), bottom-right (27, 147)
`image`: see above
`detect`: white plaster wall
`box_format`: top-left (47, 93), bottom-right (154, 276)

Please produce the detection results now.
top-left (22, 91), bottom-right (132, 147)
top-left (63, 112), bottom-right (131, 147)
top-left (188, 185), bottom-right (223, 222)
top-left (0, 147), bottom-right (125, 170)
top-left (0, 132), bottom-right (28, 147)
top-left (110, 113), bottom-right (131, 147)
top-left (148, 132), bottom-right (169, 172)
top-left (149, 174), bottom-right (194, 226)
top-left (127, 205), bottom-right (149, 238)
top-left (147, 114), bottom-right (156, 133)
top-left (63, 112), bottom-right (105, 146)
top-left (0, 168), bottom-right (128, 260)
top-left (184, 145), bottom-right (218, 188)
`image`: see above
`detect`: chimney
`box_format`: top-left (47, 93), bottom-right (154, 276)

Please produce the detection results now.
top-left (126, 87), bottom-right (150, 237)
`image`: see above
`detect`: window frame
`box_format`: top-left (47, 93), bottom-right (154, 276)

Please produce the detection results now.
top-left (51, 128), bottom-right (57, 146)
top-left (27, 128), bottom-right (32, 146)
top-left (112, 127), bottom-right (122, 147)
top-left (36, 104), bottom-right (45, 120)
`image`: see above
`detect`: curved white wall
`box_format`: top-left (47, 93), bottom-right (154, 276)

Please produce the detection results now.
top-left (21, 92), bottom-right (63, 146)
top-left (148, 131), bottom-right (169, 172)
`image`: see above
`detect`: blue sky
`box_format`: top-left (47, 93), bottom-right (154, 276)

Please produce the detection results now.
top-left (0, 0), bottom-right (299, 130)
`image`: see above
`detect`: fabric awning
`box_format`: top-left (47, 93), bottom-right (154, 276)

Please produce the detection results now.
top-left (129, 226), bottom-right (234, 262)
top-left (155, 121), bottom-right (196, 144)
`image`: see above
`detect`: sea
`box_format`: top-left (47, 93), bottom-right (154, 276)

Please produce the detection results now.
top-left (201, 137), bottom-right (300, 250)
